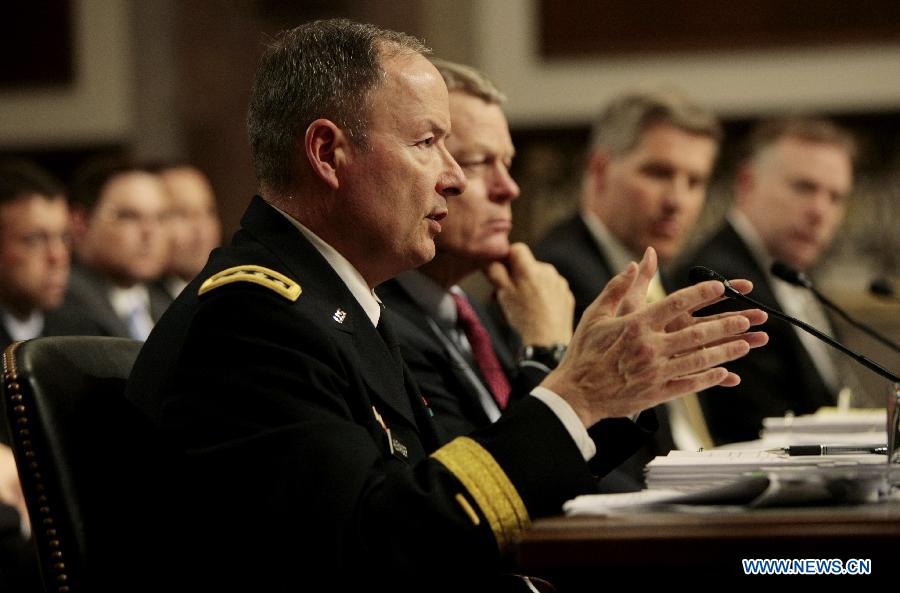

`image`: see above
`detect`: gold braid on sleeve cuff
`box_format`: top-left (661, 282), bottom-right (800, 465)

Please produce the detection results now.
top-left (431, 436), bottom-right (530, 552)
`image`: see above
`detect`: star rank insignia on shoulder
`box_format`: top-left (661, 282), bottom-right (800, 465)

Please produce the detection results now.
top-left (198, 265), bottom-right (302, 301)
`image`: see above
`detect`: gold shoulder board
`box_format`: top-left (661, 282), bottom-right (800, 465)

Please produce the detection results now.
top-left (198, 265), bottom-right (301, 301)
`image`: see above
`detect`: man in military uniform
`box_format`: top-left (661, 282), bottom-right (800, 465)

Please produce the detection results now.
top-left (126, 19), bottom-right (767, 591)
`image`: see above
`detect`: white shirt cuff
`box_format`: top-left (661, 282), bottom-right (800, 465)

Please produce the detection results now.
top-left (530, 386), bottom-right (596, 461)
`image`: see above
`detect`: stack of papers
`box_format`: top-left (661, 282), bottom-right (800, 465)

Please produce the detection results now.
top-left (644, 449), bottom-right (887, 492)
top-left (717, 409), bottom-right (888, 452)
top-left (760, 408), bottom-right (886, 448)
top-left (563, 450), bottom-right (893, 516)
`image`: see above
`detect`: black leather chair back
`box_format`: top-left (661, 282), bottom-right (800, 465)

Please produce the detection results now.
top-left (1, 337), bottom-right (153, 593)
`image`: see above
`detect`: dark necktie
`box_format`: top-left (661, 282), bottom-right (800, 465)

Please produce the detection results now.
top-left (376, 311), bottom-right (403, 367)
top-left (451, 292), bottom-right (511, 409)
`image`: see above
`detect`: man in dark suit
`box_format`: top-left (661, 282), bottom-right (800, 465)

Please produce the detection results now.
top-left (0, 159), bottom-right (74, 592)
top-left (125, 20), bottom-right (765, 591)
top-left (59, 161), bottom-right (173, 340)
top-left (678, 118), bottom-right (857, 444)
top-left (534, 89), bottom-right (723, 482)
top-left (0, 160), bottom-right (82, 352)
top-left (155, 163), bottom-right (222, 298)
top-left (379, 60), bottom-right (578, 441)
top-left (535, 88), bottom-right (721, 324)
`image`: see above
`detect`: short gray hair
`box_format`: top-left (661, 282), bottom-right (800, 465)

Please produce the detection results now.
top-left (247, 19), bottom-right (429, 193)
top-left (745, 116), bottom-right (858, 164)
top-left (431, 59), bottom-right (506, 104)
top-left (590, 87), bottom-right (722, 155)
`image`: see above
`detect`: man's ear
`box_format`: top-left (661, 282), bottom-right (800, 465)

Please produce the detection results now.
top-left (304, 119), bottom-right (349, 190)
top-left (586, 150), bottom-right (610, 194)
top-left (68, 205), bottom-right (90, 243)
top-left (734, 161), bottom-right (755, 206)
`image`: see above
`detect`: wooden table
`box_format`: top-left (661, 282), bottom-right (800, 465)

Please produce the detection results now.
top-left (515, 502), bottom-right (900, 585)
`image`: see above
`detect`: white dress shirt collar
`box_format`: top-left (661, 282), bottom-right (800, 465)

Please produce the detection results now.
top-left (728, 209), bottom-right (839, 391)
top-left (2, 308), bottom-right (44, 342)
top-left (581, 210), bottom-right (636, 275)
top-left (109, 284), bottom-right (151, 320)
top-left (582, 210), bottom-right (665, 290)
top-left (272, 205), bottom-right (382, 327)
top-left (727, 209), bottom-right (774, 274)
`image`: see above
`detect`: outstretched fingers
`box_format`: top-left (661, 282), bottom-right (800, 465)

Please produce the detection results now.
top-left (616, 247), bottom-right (658, 316)
top-left (662, 314), bottom-right (752, 358)
top-left (702, 330), bottom-right (768, 351)
top-left (644, 280), bottom-right (725, 330)
top-left (582, 260), bottom-right (639, 320)
top-left (660, 368), bottom-right (734, 400)
top-left (665, 340), bottom-right (750, 377)
top-left (665, 308), bottom-right (767, 335)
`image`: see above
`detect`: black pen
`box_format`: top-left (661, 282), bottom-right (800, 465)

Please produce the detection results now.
top-left (769, 445), bottom-right (887, 456)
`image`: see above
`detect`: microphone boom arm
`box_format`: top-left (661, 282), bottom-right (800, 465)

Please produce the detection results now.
top-left (690, 266), bottom-right (899, 383)
top-left (771, 261), bottom-right (900, 354)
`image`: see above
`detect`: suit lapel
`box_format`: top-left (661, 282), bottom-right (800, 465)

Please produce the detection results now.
top-left (69, 265), bottom-right (132, 337)
top-left (379, 279), bottom-right (493, 426)
top-left (712, 222), bottom-right (834, 405)
top-left (572, 215), bottom-right (616, 285)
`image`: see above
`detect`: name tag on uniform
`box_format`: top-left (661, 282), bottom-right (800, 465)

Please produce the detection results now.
top-left (373, 405), bottom-right (408, 461)
top-left (390, 436), bottom-right (409, 461)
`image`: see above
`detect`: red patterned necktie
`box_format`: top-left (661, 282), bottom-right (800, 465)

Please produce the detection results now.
top-left (451, 292), bottom-right (511, 409)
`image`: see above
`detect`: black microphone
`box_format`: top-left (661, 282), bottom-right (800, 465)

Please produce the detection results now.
top-left (688, 266), bottom-right (899, 383)
top-left (771, 261), bottom-right (900, 354)
top-left (770, 261), bottom-right (812, 289)
top-left (870, 278), bottom-right (900, 302)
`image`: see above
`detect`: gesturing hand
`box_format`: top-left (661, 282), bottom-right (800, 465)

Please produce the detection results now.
top-left (541, 247), bottom-right (767, 427)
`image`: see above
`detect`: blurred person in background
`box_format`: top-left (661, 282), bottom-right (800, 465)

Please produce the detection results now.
top-left (0, 160), bottom-right (82, 350)
top-left (679, 117), bottom-right (858, 444)
top-left (59, 160), bottom-right (173, 340)
top-left (0, 158), bottom-right (77, 593)
top-left (534, 88), bottom-right (722, 487)
top-left (156, 164), bottom-right (222, 298)
top-left (535, 88), bottom-right (721, 322)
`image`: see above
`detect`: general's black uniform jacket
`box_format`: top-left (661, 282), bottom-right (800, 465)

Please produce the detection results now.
top-left (126, 197), bottom-right (601, 590)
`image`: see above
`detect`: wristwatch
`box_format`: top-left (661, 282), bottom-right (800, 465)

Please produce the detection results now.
top-left (518, 343), bottom-right (567, 368)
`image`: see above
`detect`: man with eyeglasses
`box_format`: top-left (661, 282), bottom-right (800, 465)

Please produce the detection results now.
top-left (58, 160), bottom-right (173, 340)
top-left (0, 159), bottom-right (84, 351)
top-left (0, 158), bottom-right (90, 593)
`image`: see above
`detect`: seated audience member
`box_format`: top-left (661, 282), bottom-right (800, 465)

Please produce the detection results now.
top-left (379, 60), bottom-right (581, 440)
top-left (678, 117), bottom-right (858, 444)
top-left (156, 164), bottom-right (222, 297)
top-left (124, 19), bottom-right (766, 591)
top-left (0, 160), bottom-right (82, 350)
top-left (59, 161), bottom-right (173, 340)
top-left (534, 89), bottom-right (723, 485)
top-left (0, 159), bottom-right (75, 593)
